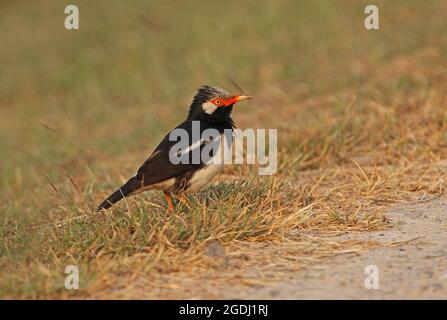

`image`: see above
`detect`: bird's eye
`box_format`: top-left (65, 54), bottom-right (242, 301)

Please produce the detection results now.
top-left (214, 100), bottom-right (221, 105)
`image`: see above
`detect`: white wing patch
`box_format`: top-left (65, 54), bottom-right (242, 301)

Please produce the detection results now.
top-left (179, 137), bottom-right (207, 156)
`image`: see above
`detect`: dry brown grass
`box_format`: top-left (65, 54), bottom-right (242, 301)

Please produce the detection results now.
top-left (1, 1), bottom-right (447, 299)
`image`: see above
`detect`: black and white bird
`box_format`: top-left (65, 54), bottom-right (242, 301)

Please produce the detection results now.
top-left (97, 85), bottom-right (252, 212)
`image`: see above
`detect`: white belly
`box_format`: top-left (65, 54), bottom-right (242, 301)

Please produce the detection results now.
top-left (185, 132), bottom-right (231, 193)
top-left (186, 163), bottom-right (223, 193)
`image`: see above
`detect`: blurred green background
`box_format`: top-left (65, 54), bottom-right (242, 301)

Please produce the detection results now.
top-left (1, 0), bottom-right (446, 210)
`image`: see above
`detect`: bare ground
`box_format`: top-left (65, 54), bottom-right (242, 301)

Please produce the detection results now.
top-left (220, 198), bottom-right (447, 299)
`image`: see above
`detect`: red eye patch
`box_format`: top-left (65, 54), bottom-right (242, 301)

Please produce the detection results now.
top-left (210, 96), bottom-right (238, 107)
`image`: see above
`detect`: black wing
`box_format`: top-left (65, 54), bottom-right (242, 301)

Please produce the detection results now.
top-left (136, 120), bottom-right (209, 187)
top-left (97, 119), bottom-right (232, 211)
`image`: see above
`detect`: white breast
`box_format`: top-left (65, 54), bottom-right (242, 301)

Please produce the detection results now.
top-left (186, 132), bottom-right (230, 193)
top-left (186, 162), bottom-right (224, 193)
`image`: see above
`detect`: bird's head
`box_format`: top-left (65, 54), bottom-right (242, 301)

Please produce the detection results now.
top-left (188, 85), bottom-right (252, 121)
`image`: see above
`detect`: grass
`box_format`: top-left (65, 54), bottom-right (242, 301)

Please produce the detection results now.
top-left (1, 0), bottom-right (447, 298)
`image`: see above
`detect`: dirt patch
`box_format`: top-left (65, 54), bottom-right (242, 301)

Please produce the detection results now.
top-left (224, 198), bottom-right (447, 299)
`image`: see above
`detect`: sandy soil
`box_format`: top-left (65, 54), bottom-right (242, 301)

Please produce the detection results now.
top-left (222, 198), bottom-right (447, 299)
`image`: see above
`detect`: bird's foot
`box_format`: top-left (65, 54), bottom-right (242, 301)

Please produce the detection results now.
top-left (177, 193), bottom-right (192, 210)
top-left (178, 194), bottom-right (189, 205)
top-left (164, 191), bottom-right (175, 213)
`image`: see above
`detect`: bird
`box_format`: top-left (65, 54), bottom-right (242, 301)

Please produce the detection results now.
top-left (97, 85), bottom-right (252, 212)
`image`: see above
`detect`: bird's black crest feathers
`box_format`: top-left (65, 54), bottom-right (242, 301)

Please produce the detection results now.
top-left (188, 85), bottom-right (230, 118)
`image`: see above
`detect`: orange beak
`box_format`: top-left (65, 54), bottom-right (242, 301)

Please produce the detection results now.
top-left (223, 95), bottom-right (253, 106)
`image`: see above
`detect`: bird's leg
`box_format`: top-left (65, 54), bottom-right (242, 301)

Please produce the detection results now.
top-left (178, 193), bottom-right (189, 206)
top-left (164, 191), bottom-right (174, 213)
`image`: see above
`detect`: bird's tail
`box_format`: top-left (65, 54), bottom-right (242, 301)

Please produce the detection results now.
top-left (97, 176), bottom-right (141, 211)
